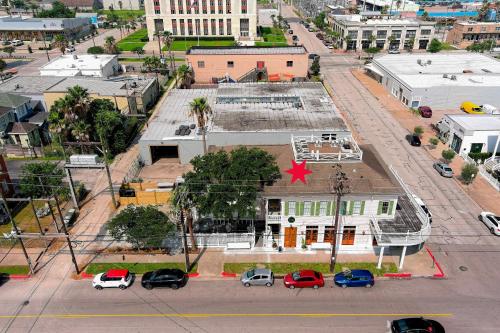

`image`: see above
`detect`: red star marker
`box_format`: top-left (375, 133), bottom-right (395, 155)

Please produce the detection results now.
top-left (285, 160), bottom-right (313, 184)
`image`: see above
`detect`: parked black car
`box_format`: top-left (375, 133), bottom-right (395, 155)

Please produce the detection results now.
top-left (409, 134), bottom-right (421, 147)
top-left (391, 317), bottom-right (445, 333)
top-left (308, 53), bottom-right (319, 60)
top-left (141, 269), bottom-right (187, 290)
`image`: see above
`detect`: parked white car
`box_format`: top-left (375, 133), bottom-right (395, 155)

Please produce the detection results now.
top-left (411, 194), bottom-right (432, 223)
top-left (92, 269), bottom-right (133, 290)
top-left (11, 39), bottom-right (23, 46)
top-left (478, 212), bottom-right (500, 236)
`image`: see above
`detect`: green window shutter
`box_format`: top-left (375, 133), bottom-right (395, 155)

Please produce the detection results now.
top-left (326, 202), bottom-right (332, 216)
top-left (284, 201), bottom-right (289, 216)
top-left (314, 201), bottom-right (321, 216)
top-left (340, 201), bottom-right (345, 215)
top-left (388, 201), bottom-right (394, 215)
top-left (377, 201), bottom-right (383, 215)
top-left (348, 201), bottom-right (354, 215)
top-left (332, 201), bottom-right (337, 215)
top-left (298, 202), bottom-right (304, 216)
top-left (360, 201), bottom-right (365, 215)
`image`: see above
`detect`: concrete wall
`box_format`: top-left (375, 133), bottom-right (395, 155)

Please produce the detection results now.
top-left (186, 52), bottom-right (309, 83)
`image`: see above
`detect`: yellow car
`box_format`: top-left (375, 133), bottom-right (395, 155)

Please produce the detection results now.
top-left (460, 101), bottom-right (485, 114)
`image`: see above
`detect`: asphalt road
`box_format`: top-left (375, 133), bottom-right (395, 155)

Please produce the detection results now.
top-left (1, 272), bottom-right (499, 333)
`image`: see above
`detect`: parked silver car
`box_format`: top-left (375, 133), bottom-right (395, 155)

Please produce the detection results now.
top-left (433, 162), bottom-right (453, 178)
top-left (241, 269), bottom-right (274, 287)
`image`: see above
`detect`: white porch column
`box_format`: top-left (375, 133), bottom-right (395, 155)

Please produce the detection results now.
top-left (377, 246), bottom-right (385, 269)
top-left (399, 246), bottom-right (407, 270)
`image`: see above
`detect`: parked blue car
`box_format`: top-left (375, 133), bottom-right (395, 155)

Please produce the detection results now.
top-left (334, 269), bottom-right (374, 288)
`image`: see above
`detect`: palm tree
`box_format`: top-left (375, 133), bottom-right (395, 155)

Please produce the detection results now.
top-left (188, 97), bottom-right (212, 155)
top-left (172, 185), bottom-right (197, 251)
top-left (104, 36), bottom-right (118, 54)
top-left (161, 31), bottom-right (175, 74)
top-left (177, 64), bottom-right (193, 89)
top-left (29, 1), bottom-right (38, 16)
top-left (66, 85), bottom-right (90, 119)
top-left (369, 34), bottom-right (377, 47)
top-left (71, 120), bottom-right (91, 143)
top-left (54, 34), bottom-right (68, 54)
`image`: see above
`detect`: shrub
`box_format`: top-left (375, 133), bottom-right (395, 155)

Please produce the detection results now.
top-left (413, 126), bottom-right (424, 137)
top-left (140, 37), bottom-right (149, 42)
top-left (429, 137), bottom-right (439, 147)
top-left (441, 149), bottom-right (456, 163)
top-left (461, 163), bottom-right (479, 184)
top-left (428, 38), bottom-right (442, 53)
top-left (468, 152), bottom-right (492, 163)
top-left (87, 46), bottom-right (105, 54)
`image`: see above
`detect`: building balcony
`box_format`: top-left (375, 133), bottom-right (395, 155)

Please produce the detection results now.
top-left (370, 195), bottom-right (431, 247)
top-left (291, 135), bottom-right (363, 163)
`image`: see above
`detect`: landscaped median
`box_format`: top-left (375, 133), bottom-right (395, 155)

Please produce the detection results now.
top-left (0, 265), bottom-right (31, 279)
top-left (84, 262), bottom-right (198, 277)
top-left (223, 262), bottom-right (398, 277)
top-left (117, 28), bottom-right (148, 52)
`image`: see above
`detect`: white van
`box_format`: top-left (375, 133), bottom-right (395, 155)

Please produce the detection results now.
top-left (481, 104), bottom-right (499, 115)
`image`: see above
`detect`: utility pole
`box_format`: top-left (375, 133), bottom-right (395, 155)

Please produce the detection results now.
top-left (0, 192), bottom-right (34, 275)
top-left (53, 194), bottom-right (79, 274)
top-left (97, 135), bottom-right (118, 209)
top-left (329, 164), bottom-right (351, 273)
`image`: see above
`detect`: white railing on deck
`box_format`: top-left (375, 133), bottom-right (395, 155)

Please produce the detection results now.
top-left (370, 218), bottom-right (432, 246)
top-left (184, 232), bottom-right (255, 248)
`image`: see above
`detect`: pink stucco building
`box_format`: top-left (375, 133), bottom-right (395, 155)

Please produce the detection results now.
top-left (185, 46), bottom-right (309, 83)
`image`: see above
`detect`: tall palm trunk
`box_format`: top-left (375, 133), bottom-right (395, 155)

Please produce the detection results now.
top-left (186, 212), bottom-right (197, 251)
top-left (202, 129), bottom-right (207, 155)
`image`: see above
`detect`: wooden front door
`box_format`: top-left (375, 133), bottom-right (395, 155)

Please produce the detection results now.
top-left (342, 226), bottom-right (356, 245)
top-left (284, 227), bottom-right (297, 248)
top-left (324, 226), bottom-right (335, 244)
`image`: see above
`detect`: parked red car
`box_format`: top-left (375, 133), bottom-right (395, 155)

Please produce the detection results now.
top-left (283, 270), bottom-right (324, 289)
top-left (418, 106), bottom-right (432, 118)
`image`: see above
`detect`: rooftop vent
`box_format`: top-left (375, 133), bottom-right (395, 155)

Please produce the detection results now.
top-left (14, 84), bottom-right (21, 90)
top-left (462, 69), bottom-right (473, 73)
top-left (427, 60), bottom-right (432, 65)
top-left (481, 68), bottom-right (491, 73)
top-left (73, 55), bottom-right (78, 60)
top-left (417, 59), bottom-right (422, 65)
top-left (450, 75), bottom-right (457, 81)
top-left (442, 74), bottom-right (448, 78)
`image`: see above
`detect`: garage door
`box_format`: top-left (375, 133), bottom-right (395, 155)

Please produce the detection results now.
top-left (150, 146), bottom-right (179, 163)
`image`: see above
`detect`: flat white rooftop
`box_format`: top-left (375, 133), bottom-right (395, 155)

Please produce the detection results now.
top-left (40, 54), bottom-right (117, 73)
top-left (447, 114), bottom-right (500, 132)
top-left (373, 53), bottom-right (500, 88)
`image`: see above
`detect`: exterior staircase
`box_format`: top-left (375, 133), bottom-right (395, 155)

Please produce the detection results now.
top-left (238, 67), bottom-right (268, 83)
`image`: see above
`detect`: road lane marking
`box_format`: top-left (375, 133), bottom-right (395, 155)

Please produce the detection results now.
top-left (0, 313), bottom-right (453, 319)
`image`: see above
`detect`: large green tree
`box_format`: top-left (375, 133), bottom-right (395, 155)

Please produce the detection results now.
top-left (183, 147), bottom-right (281, 221)
top-left (107, 205), bottom-right (176, 249)
top-left (36, 1), bottom-right (75, 18)
top-left (19, 162), bottom-right (66, 198)
top-left (177, 64), bottom-right (193, 89)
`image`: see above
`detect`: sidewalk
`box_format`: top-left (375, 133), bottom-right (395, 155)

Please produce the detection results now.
top-left (351, 69), bottom-right (500, 215)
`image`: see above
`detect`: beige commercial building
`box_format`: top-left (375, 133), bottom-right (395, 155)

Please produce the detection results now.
top-left (446, 21), bottom-right (500, 49)
top-left (186, 46), bottom-right (309, 83)
top-left (331, 14), bottom-right (435, 51)
top-left (145, 0), bottom-right (257, 40)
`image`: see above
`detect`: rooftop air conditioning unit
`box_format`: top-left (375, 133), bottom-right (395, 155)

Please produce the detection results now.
top-left (427, 60), bottom-right (432, 65)
top-left (73, 55), bottom-right (78, 60)
top-left (443, 74), bottom-right (448, 78)
top-left (450, 75), bottom-right (457, 80)
top-left (417, 59), bottom-right (422, 65)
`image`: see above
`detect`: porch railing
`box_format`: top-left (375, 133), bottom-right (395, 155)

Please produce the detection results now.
top-left (370, 218), bottom-right (431, 247)
top-left (266, 214), bottom-right (282, 222)
top-left (479, 166), bottom-right (500, 191)
top-left (184, 232), bottom-right (255, 248)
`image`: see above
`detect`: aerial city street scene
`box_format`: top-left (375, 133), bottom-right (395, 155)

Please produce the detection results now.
top-left (0, 0), bottom-right (499, 331)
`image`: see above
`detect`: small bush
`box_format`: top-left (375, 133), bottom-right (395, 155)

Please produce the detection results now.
top-left (429, 137), bottom-right (439, 147)
top-left (87, 46), bottom-right (105, 54)
top-left (461, 163), bottom-right (479, 184)
top-left (442, 149), bottom-right (456, 163)
top-left (139, 37), bottom-right (149, 42)
top-left (413, 126), bottom-right (424, 137)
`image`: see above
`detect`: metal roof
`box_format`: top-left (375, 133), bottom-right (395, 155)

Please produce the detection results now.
top-left (0, 76), bottom-right (66, 95)
top-left (446, 114), bottom-right (500, 132)
top-left (0, 93), bottom-right (30, 108)
top-left (187, 46), bottom-right (307, 55)
top-left (0, 17), bottom-right (88, 31)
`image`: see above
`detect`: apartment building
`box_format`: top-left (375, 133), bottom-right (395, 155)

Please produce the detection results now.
top-left (331, 14), bottom-right (435, 51)
top-left (446, 21), bottom-right (500, 49)
top-left (144, 0), bottom-right (257, 40)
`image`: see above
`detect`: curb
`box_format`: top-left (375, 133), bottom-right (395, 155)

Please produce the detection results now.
top-left (383, 273), bottom-right (412, 279)
top-left (221, 272), bottom-right (237, 278)
top-left (80, 272), bottom-right (94, 279)
top-left (8, 274), bottom-right (31, 280)
top-left (425, 246), bottom-right (446, 279)
top-left (186, 273), bottom-right (200, 278)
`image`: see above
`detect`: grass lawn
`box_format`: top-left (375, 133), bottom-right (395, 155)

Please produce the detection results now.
top-left (0, 200), bottom-right (57, 236)
top-left (255, 42), bottom-right (288, 47)
top-left (117, 28), bottom-right (148, 51)
top-left (0, 265), bottom-right (30, 275)
top-left (167, 40), bottom-right (236, 51)
top-left (100, 10), bottom-right (145, 19)
top-left (223, 262), bottom-right (398, 276)
top-left (260, 27), bottom-right (287, 45)
top-left (85, 262), bottom-right (197, 274)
